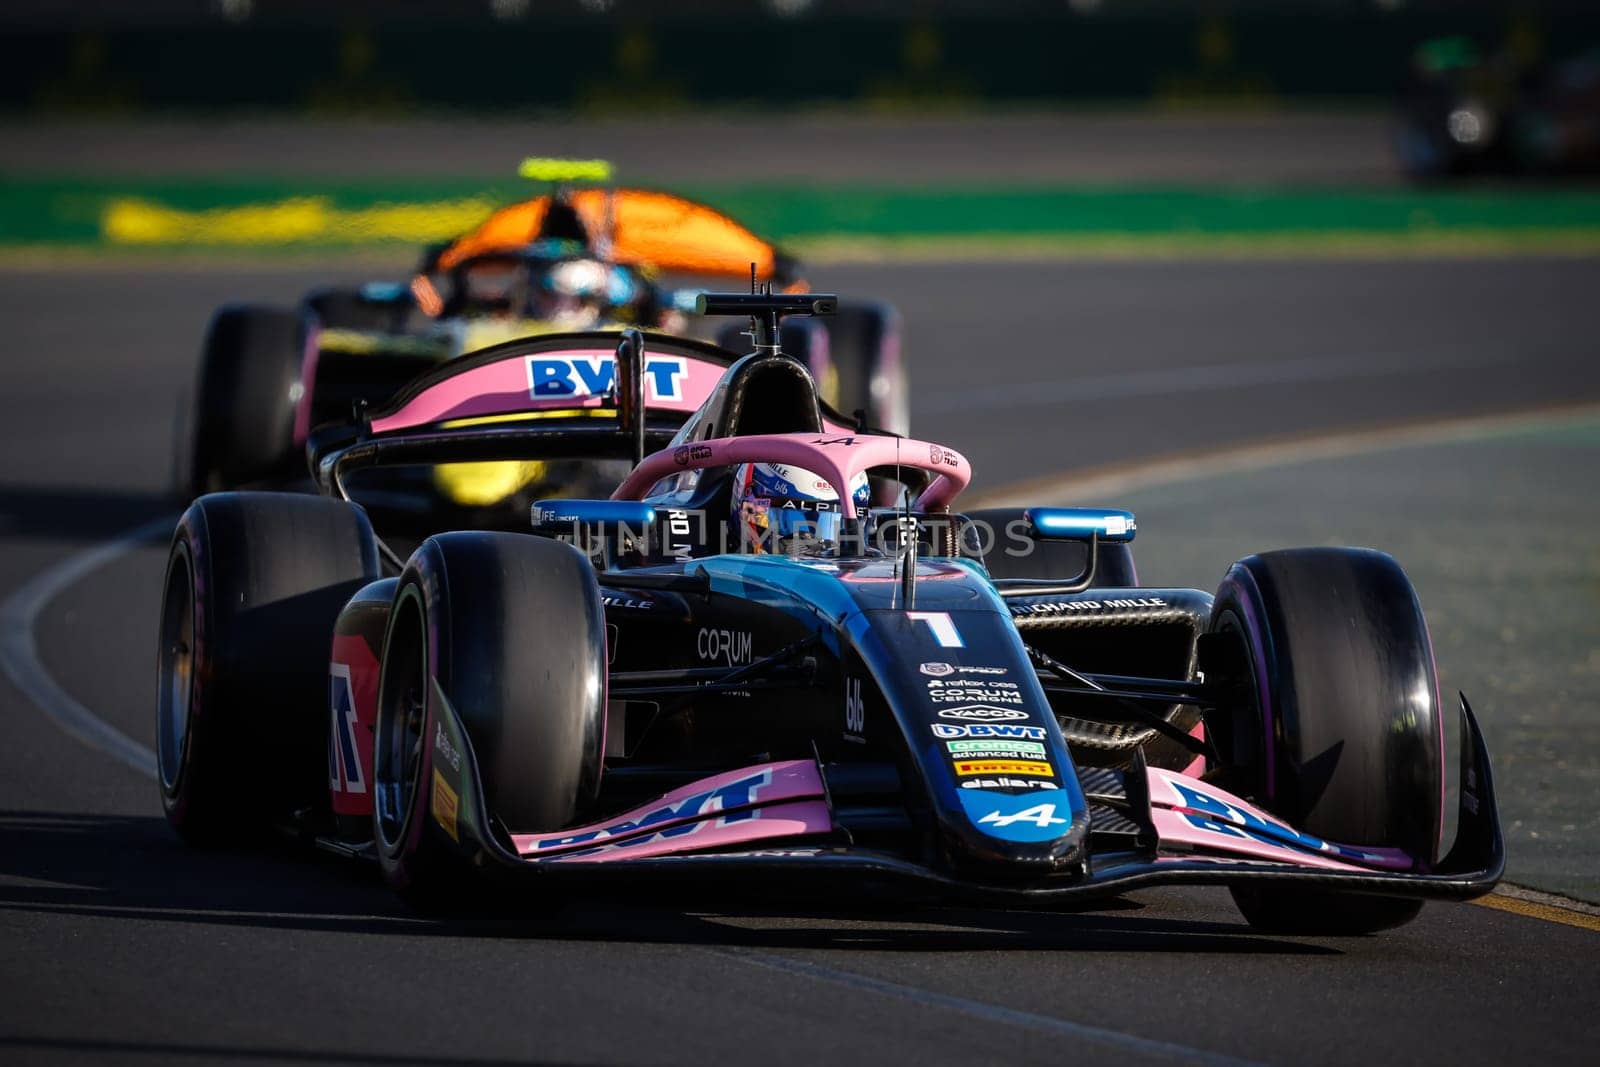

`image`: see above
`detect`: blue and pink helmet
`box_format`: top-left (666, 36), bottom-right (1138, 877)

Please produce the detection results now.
top-left (731, 462), bottom-right (871, 554)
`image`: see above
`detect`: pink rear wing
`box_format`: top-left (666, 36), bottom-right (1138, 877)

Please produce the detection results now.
top-left (367, 332), bottom-right (739, 436)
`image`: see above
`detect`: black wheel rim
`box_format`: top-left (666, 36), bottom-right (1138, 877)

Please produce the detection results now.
top-left (156, 547), bottom-right (195, 795)
top-left (375, 593), bottom-right (428, 852)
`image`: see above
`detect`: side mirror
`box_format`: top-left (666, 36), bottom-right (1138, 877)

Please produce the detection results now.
top-left (532, 499), bottom-right (659, 569)
top-left (1024, 507), bottom-right (1137, 544)
top-left (531, 499), bottom-right (656, 534)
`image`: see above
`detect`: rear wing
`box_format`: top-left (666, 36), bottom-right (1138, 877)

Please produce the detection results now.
top-left (431, 188), bottom-right (797, 282)
top-left (308, 331), bottom-right (730, 494)
top-left (368, 330), bottom-right (733, 435)
top-left (307, 330), bottom-right (859, 498)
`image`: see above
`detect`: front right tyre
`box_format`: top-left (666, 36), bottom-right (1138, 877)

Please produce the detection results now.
top-left (373, 532), bottom-right (607, 910)
top-left (1207, 547), bottom-right (1444, 934)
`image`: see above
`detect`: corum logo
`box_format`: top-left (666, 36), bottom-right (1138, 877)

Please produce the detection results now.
top-left (920, 662), bottom-right (954, 677)
top-left (937, 705), bottom-right (1028, 722)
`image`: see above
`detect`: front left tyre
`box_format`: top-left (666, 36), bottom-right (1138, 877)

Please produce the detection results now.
top-left (157, 493), bottom-right (380, 844)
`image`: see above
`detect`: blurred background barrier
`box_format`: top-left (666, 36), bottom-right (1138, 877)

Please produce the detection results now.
top-left (3, 1), bottom-right (1598, 114)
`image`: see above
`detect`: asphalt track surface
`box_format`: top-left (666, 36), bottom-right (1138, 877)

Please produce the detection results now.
top-left (2, 257), bottom-right (1599, 1065)
top-left (0, 113), bottom-right (1399, 185)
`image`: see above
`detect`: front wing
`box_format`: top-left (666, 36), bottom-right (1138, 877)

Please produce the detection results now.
top-left (427, 693), bottom-right (1502, 904)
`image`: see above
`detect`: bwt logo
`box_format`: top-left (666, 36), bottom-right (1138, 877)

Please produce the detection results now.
top-left (526, 355), bottom-right (687, 402)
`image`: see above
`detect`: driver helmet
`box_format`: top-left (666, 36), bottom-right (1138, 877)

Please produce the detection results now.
top-left (731, 462), bottom-right (870, 555)
top-left (526, 256), bottom-right (640, 329)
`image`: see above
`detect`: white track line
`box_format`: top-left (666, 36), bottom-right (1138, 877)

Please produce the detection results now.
top-left (0, 516), bottom-right (171, 781)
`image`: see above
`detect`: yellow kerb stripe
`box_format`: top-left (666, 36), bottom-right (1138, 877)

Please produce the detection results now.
top-left (1471, 893), bottom-right (1600, 933)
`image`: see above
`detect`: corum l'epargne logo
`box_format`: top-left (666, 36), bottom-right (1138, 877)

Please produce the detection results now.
top-left (936, 705), bottom-right (1029, 722)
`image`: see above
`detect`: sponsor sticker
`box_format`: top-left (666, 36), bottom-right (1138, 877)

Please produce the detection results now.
top-left (926, 681), bottom-right (1023, 705)
top-left (936, 705), bottom-right (1028, 722)
top-left (433, 722), bottom-right (461, 773)
top-left (946, 739), bottom-right (1047, 757)
top-left (931, 723), bottom-right (1048, 740)
top-left (697, 627), bottom-right (752, 666)
top-left (920, 662), bottom-right (1006, 677)
top-left (431, 769), bottom-right (460, 842)
top-left (959, 777), bottom-right (1058, 791)
top-left (673, 443), bottom-right (714, 467)
top-left (602, 594), bottom-right (657, 611)
top-left (526, 354), bottom-right (686, 402)
top-left (959, 787), bottom-right (1077, 842)
top-left (954, 760), bottom-right (1055, 778)
top-left (844, 676), bottom-right (865, 741)
top-left (1017, 596), bottom-right (1169, 616)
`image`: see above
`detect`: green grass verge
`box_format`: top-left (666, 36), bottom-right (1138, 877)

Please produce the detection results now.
top-left (5, 174), bottom-right (1600, 258)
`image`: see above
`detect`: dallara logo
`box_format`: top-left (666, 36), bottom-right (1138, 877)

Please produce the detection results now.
top-left (937, 705), bottom-right (1028, 722)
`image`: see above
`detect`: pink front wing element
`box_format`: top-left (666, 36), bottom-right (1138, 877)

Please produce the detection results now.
top-left (549, 801), bottom-right (834, 863)
top-left (1148, 808), bottom-right (1374, 872)
top-left (511, 759), bottom-right (827, 858)
top-left (369, 349), bottom-right (727, 435)
top-left (1147, 768), bottom-right (1414, 871)
top-left (612, 433), bottom-right (972, 519)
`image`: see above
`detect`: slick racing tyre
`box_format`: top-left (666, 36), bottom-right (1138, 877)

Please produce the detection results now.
top-left (820, 301), bottom-right (908, 436)
top-left (1207, 548), bottom-right (1443, 934)
top-left (374, 533), bottom-right (606, 910)
top-left (959, 508), bottom-right (1137, 588)
top-left (158, 493), bottom-right (381, 844)
top-left (304, 286), bottom-right (405, 333)
top-left (189, 305), bottom-right (303, 495)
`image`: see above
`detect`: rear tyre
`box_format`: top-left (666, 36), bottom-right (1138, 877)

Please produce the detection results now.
top-left (305, 286), bottom-right (406, 332)
top-left (821, 302), bottom-right (908, 436)
top-left (1208, 548), bottom-right (1443, 934)
top-left (373, 533), bottom-right (607, 910)
top-left (189, 305), bottom-right (303, 495)
top-left (714, 302), bottom-right (908, 436)
top-left (959, 507), bottom-right (1137, 587)
top-left (157, 493), bottom-right (381, 844)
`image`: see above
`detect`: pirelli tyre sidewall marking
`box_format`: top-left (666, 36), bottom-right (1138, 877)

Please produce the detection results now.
top-left (431, 768), bottom-right (459, 842)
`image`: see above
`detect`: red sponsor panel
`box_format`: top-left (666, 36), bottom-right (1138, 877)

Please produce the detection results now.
top-left (328, 633), bottom-right (381, 817)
